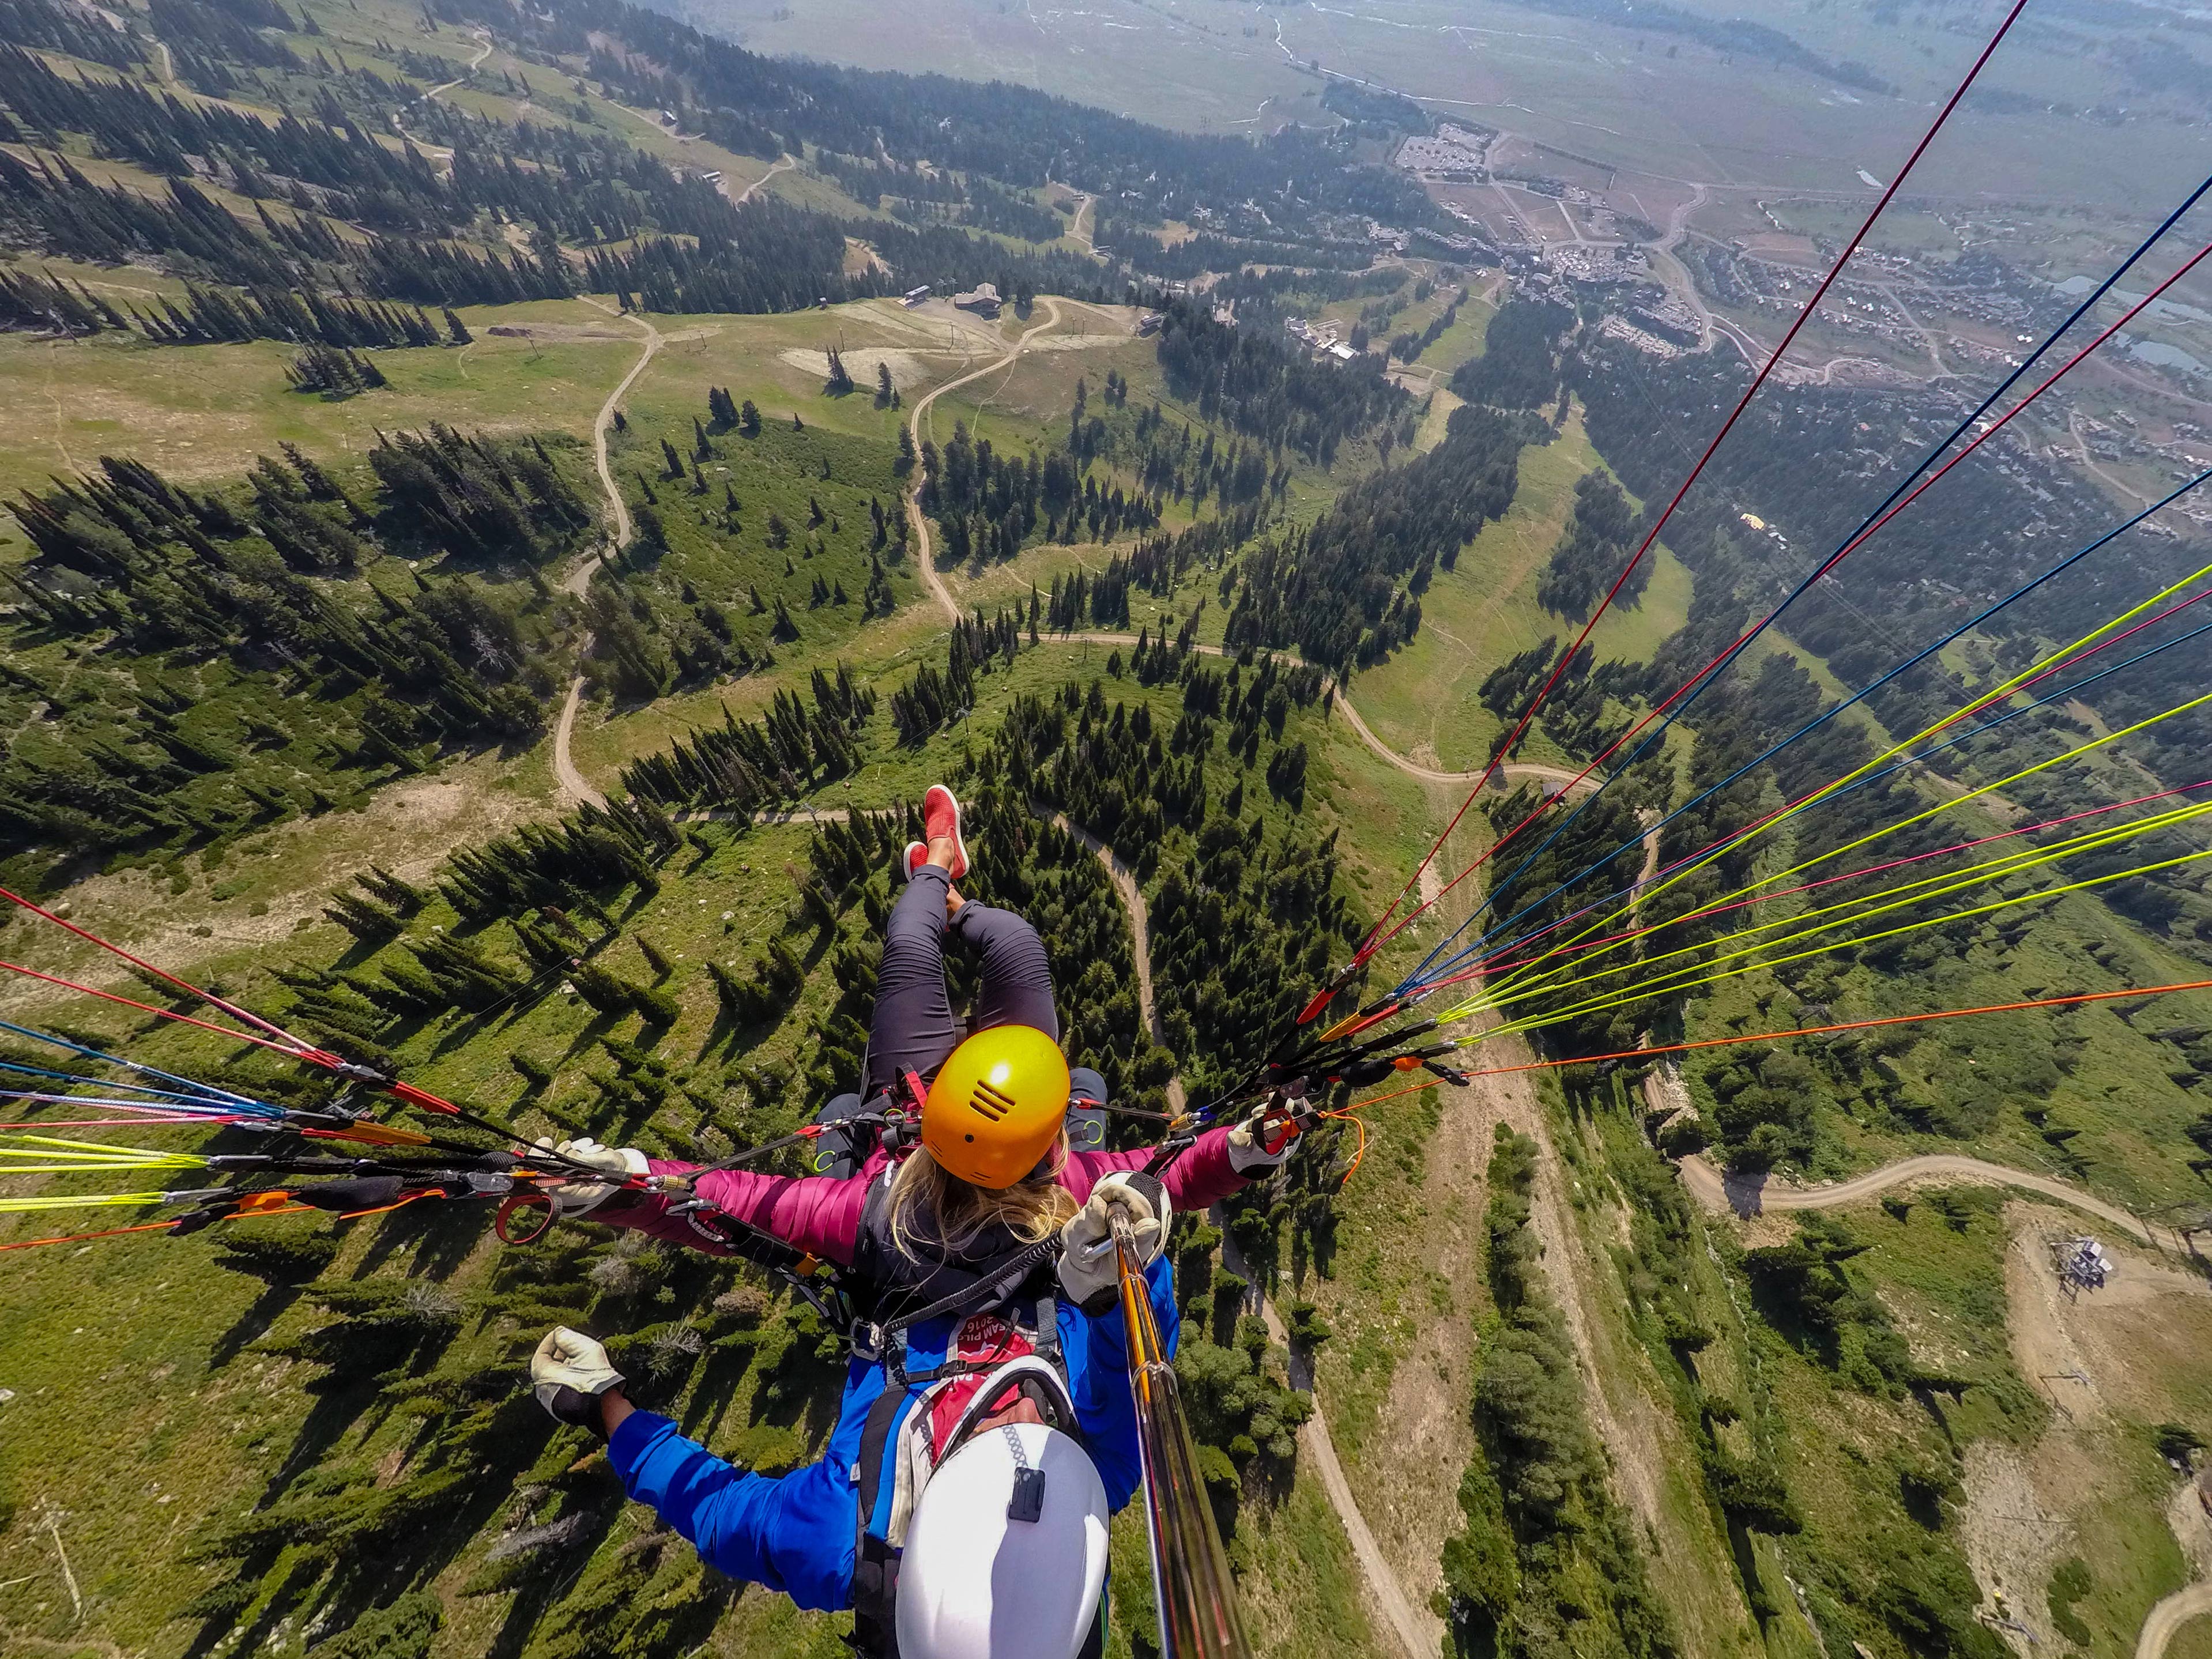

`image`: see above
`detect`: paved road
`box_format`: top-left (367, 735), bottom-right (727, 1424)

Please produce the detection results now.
top-left (1679, 1152), bottom-right (2163, 1246)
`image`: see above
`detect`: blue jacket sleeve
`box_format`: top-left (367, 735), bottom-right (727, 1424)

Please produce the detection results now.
top-left (607, 1411), bottom-right (860, 1612)
top-left (1059, 1254), bottom-right (1180, 1514)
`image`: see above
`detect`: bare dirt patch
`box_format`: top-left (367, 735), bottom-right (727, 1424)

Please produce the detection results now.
top-left (2004, 1200), bottom-right (2211, 1427)
top-left (2006, 1209), bottom-right (2109, 1424)
top-left (1349, 1067), bottom-right (1490, 1622)
top-left (1961, 1441), bottom-right (2074, 1650)
top-left (1961, 1202), bottom-right (2212, 1656)
top-left (0, 768), bottom-right (550, 1015)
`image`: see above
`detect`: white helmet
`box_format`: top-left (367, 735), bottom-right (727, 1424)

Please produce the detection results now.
top-left (894, 1419), bottom-right (1111, 1659)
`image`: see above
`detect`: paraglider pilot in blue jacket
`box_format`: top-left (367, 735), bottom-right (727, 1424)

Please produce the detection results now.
top-left (562, 1251), bottom-right (1177, 1612)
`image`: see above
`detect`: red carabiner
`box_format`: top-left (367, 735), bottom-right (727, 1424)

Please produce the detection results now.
top-left (496, 1190), bottom-right (555, 1245)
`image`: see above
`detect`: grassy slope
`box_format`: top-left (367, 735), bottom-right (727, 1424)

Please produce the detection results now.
top-left (1540, 1083), bottom-right (1778, 1659)
top-left (1670, 802), bottom-right (2212, 1211)
top-left (1755, 1192), bottom-right (2211, 1659)
top-left (0, 312), bottom-right (640, 502)
top-left (6, 16), bottom-right (2212, 1646)
top-left (1346, 404), bottom-right (1694, 773)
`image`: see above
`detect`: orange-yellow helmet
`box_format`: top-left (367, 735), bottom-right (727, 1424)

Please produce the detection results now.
top-left (921, 1025), bottom-right (1071, 1189)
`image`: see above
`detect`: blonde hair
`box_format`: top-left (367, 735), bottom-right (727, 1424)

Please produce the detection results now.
top-left (887, 1134), bottom-right (1078, 1260)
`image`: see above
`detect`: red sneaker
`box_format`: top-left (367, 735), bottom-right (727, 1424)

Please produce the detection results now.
top-left (921, 785), bottom-right (969, 879)
top-left (900, 840), bottom-right (928, 883)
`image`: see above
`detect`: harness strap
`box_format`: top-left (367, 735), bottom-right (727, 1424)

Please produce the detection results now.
top-left (865, 1235), bottom-right (1062, 1384)
top-left (849, 1383), bottom-right (910, 1657)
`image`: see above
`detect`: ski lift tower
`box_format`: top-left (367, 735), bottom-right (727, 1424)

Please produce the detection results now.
top-left (2050, 1235), bottom-right (2111, 1299)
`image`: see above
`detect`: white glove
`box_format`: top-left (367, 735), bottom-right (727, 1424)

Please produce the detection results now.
top-left (534, 1137), bottom-right (646, 1217)
top-left (1227, 1101), bottom-right (1301, 1175)
top-left (1057, 1172), bottom-right (1171, 1315)
top-left (532, 1326), bottom-right (625, 1430)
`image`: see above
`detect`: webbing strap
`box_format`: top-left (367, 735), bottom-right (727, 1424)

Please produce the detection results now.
top-left (864, 1235), bottom-right (1062, 1382)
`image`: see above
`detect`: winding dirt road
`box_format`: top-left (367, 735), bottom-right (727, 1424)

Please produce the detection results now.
top-left (549, 301), bottom-right (662, 809)
top-left (418, 31), bottom-right (493, 100)
top-left (1042, 811), bottom-right (1186, 1115)
top-left (1068, 191), bottom-right (1101, 258)
top-left (725, 154), bottom-right (795, 205)
top-left (1221, 1222), bottom-right (1437, 1659)
top-left (1046, 632), bottom-right (1592, 802)
top-left (387, 15), bottom-right (613, 816)
top-left (389, 28), bottom-right (492, 156)
top-left (578, 301), bottom-right (664, 564)
top-left (551, 680), bottom-right (605, 810)
top-left (2138, 1583), bottom-right (2212, 1659)
top-left (1329, 690), bottom-right (1592, 794)
top-left (1679, 1152), bottom-right (2170, 1247)
top-left (905, 299), bottom-right (1071, 625)
top-left (2138, 1474), bottom-right (2212, 1659)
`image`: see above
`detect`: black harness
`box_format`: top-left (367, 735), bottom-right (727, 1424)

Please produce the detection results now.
top-left (846, 1168), bottom-right (1065, 1381)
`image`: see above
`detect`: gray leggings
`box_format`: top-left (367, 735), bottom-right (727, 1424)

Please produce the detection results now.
top-left (864, 865), bottom-right (1060, 1098)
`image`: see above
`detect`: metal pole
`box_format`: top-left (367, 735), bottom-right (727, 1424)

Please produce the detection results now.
top-left (1108, 1206), bottom-right (1254, 1659)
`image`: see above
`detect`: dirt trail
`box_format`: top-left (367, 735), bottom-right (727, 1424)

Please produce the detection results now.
top-left (906, 299), bottom-right (1072, 625)
top-left (1966, 1205), bottom-right (2212, 1659)
top-left (0, 775), bottom-right (537, 1017)
top-left (1042, 810), bottom-right (1185, 1114)
top-left (2138, 1478), bottom-right (2212, 1659)
top-left (1052, 633), bottom-right (1591, 797)
top-left (1468, 1024), bottom-right (1679, 1537)
top-left (1678, 1152), bottom-right (2174, 1247)
top-left (1034, 635), bottom-right (1672, 1620)
top-left (387, 28), bottom-right (492, 159)
top-left (576, 299), bottom-right (664, 565)
top-left (1693, 1128), bottom-right (2212, 1659)
top-left (548, 299), bottom-right (662, 808)
top-left (1215, 1231), bottom-right (1434, 1659)
top-left (1330, 691), bottom-right (1591, 793)
top-left (552, 678), bottom-right (606, 810)
top-left (1401, 784), bottom-right (1740, 1648)
top-left (726, 154), bottom-right (794, 205)
top-left (2140, 1577), bottom-right (2212, 1659)
top-left (1047, 791), bottom-right (1427, 1657)
top-left (416, 30), bottom-right (493, 102)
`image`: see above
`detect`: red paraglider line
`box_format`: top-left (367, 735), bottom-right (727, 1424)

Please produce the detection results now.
top-left (0, 960), bottom-right (322, 1058)
top-left (1353, 0), bottom-right (2031, 963)
top-left (1340, 977), bottom-right (2212, 1113)
top-left (1377, 236), bottom-right (2212, 970)
top-left (0, 884), bottom-right (313, 1051)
